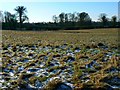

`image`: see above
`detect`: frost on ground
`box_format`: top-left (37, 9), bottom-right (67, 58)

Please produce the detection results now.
top-left (1, 43), bottom-right (120, 90)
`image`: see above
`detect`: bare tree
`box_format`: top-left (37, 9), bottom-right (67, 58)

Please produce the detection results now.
top-left (59, 13), bottom-right (65, 23)
top-left (52, 15), bottom-right (58, 23)
top-left (99, 13), bottom-right (108, 27)
top-left (4, 11), bottom-right (17, 29)
top-left (65, 13), bottom-right (68, 23)
top-left (111, 15), bottom-right (117, 27)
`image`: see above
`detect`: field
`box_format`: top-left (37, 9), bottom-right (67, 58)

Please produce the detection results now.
top-left (2, 28), bottom-right (118, 46)
top-left (1, 28), bottom-right (120, 90)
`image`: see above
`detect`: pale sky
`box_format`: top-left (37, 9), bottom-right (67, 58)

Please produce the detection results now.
top-left (0, 2), bottom-right (118, 23)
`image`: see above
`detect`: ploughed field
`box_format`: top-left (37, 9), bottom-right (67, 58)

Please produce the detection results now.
top-left (1, 28), bottom-right (120, 90)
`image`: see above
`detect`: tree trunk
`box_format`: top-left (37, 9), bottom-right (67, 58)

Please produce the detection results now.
top-left (19, 14), bottom-right (22, 29)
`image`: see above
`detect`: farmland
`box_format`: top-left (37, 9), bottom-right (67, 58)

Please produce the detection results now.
top-left (1, 28), bottom-right (120, 90)
top-left (2, 28), bottom-right (118, 46)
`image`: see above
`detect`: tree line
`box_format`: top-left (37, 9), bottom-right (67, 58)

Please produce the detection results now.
top-left (1, 6), bottom-right (120, 30)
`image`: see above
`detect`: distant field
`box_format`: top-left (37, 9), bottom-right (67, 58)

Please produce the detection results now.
top-left (2, 28), bottom-right (118, 47)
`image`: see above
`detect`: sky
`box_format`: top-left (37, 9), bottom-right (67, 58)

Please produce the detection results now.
top-left (0, 2), bottom-right (118, 23)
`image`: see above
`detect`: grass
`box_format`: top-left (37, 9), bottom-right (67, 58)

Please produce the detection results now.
top-left (2, 28), bottom-right (118, 47)
top-left (1, 28), bottom-right (119, 89)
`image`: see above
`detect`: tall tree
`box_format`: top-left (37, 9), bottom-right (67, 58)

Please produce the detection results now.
top-left (68, 13), bottom-right (76, 22)
top-left (4, 11), bottom-right (17, 29)
top-left (14, 6), bottom-right (28, 28)
top-left (59, 13), bottom-right (65, 23)
top-left (111, 16), bottom-right (117, 27)
top-left (4, 11), bottom-right (11, 23)
top-left (65, 13), bottom-right (68, 23)
top-left (78, 12), bottom-right (91, 25)
top-left (99, 13), bottom-right (108, 27)
top-left (52, 15), bottom-right (58, 23)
